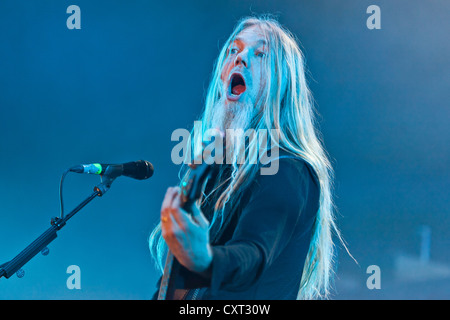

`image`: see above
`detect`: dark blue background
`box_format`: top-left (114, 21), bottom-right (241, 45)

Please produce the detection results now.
top-left (1, 0), bottom-right (449, 299)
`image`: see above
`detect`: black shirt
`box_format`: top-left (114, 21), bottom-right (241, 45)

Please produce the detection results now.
top-left (153, 155), bottom-right (320, 300)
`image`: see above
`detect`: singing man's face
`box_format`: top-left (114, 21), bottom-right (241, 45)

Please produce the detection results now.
top-left (220, 25), bottom-right (268, 111)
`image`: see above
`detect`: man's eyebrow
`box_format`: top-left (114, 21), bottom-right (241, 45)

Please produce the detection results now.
top-left (233, 37), bottom-right (267, 47)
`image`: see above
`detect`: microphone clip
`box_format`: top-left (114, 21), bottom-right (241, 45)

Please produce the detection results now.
top-left (94, 165), bottom-right (121, 196)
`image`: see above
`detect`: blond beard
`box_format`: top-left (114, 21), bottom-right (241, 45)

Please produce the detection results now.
top-left (208, 97), bottom-right (259, 165)
top-left (210, 97), bottom-right (256, 133)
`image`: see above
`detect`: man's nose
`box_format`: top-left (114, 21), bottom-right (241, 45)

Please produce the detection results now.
top-left (235, 50), bottom-right (248, 68)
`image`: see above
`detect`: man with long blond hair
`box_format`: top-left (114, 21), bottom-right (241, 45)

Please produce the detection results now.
top-left (150, 16), bottom-right (341, 300)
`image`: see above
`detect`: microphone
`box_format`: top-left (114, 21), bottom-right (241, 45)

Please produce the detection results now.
top-left (70, 160), bottom-right (154, 180)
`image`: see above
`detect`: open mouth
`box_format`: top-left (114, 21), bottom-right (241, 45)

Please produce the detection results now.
top-left (229, 73), bottom-right (246, 97)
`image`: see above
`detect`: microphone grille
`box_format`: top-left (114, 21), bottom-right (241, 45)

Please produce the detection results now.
top-left (141, 160), bottom-right (154, 179)
top-left (119, 160), bottom-right (155, 180)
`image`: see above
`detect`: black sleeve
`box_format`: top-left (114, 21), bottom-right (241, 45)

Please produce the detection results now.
top-left (206, 158), bottom-right (315, 294)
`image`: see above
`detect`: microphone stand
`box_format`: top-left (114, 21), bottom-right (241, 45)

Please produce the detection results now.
top-left (0, 167), bottom-right (120, 280)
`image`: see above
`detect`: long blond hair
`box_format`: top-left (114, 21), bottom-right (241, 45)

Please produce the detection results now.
top-left (150, 15), bottom-right (344, 300)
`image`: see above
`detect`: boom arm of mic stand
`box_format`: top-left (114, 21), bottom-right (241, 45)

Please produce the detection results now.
top-left (0, 177), bottom-right (116, 279)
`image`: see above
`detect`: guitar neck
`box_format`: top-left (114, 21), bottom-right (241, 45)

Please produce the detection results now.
top-left (157, 200), bottom-right (193, 300)
top-left (157, 154), bottom-right (220, 300)
top-left (157, 249), bottom-right (174, 300)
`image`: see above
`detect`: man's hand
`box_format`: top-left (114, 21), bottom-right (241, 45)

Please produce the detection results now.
top-left (160, 186), bottom-right (213, 275)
